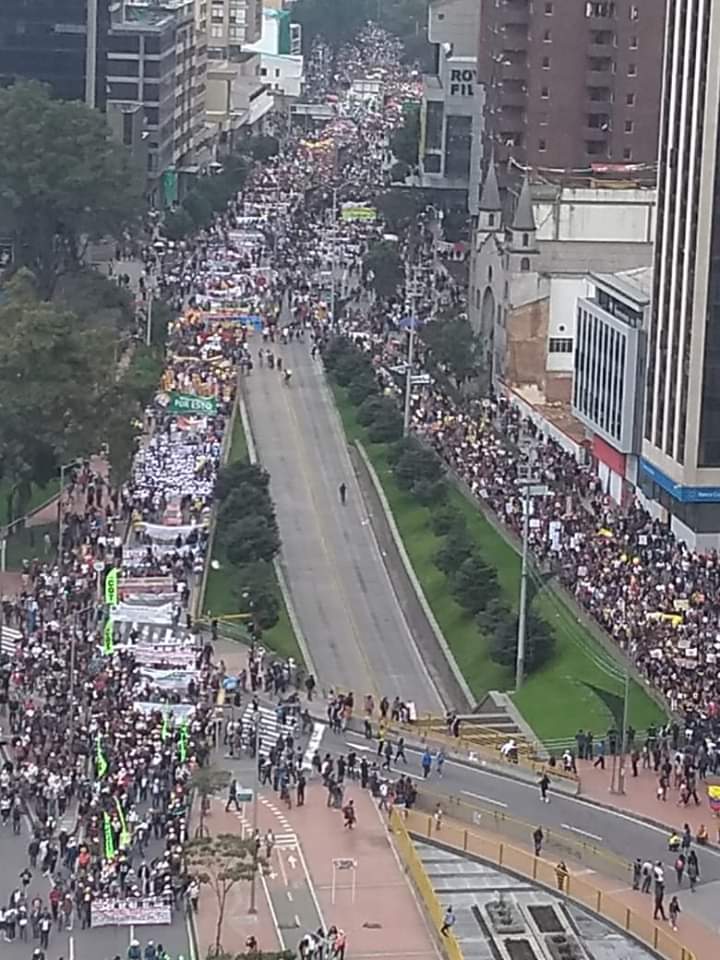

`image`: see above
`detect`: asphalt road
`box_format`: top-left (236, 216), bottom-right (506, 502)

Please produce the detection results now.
top-left (243, 337), bottom-right (443, 715)
top-left (332, 727), bottom-right (720, 932)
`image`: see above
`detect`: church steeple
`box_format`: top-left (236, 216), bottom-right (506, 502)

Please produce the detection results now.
top-left (507, 175), bottom-right (537, 253)
top-left (477, 153), bottom-right (501, 236)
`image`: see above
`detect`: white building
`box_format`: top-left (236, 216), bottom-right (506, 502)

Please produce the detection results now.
top-left (640, 0), bottom-right (720, 546)
top-left (419, 0), bottom-right (483, 213)
top-left (245, 6), bottom-right (303, 99)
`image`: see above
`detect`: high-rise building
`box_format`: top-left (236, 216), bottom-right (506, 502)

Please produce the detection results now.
top-left (0, 0), bottom-right (110, 109)
top-left (476, 0), bottom-right (665, 171)
top-left (640, 0), bottom-right (720, 546)
top-left (206, 0), bottom-right (263, 60)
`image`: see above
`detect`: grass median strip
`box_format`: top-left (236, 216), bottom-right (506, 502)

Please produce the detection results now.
top-left (331, 381), bottom-right (665, 742)
top-left (202, 406), bottom-right (303, 665)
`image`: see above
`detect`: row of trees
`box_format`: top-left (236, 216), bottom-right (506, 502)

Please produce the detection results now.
top-left (324, 336), bottom-right (556, 675)
top-left (213, 459), bottom-right (283, 633)
top-left (163, 136), bottom-right (279, 241)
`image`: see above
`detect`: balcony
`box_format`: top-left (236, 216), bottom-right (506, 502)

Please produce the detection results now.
top-left (583, 126), bottom-right (609, 141)
top-left (588, 41), bottom-right (614, 57)
top-left (498, 109), bottom-right (525, 135)
top-left (586, 97), bottom-right (611, 113)
top-left (586, 69), bottom-right (614, 88)
top-left (502, 4), bottom-right (530, 26)
top-left (499, 88), bottom-right (527, 108)
top-left (502, 28), bottom-right (528, 53)
top-left (501, 60), bottom-right (528, 81)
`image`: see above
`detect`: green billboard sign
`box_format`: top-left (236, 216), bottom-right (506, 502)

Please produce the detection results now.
top-left (168, 392), bottom-right (218, 416)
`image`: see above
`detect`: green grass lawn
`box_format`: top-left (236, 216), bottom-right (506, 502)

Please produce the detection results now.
top-left (202, 405), bottom-right (304, 666)
top-left (331, 384), bottom-right (666, 742)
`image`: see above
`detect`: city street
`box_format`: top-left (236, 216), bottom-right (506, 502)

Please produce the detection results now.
top-left (244, 337), bottom-right (445, 715)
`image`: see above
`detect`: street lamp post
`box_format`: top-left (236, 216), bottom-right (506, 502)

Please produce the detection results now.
top-left (402, 263), bottom-right (418, 437)
top-left (516, 479), bottom-right (531, 690)
top-left (330, 186), bottom-right (338, 324)
top-left (58, 458), bottom-right (83, 566)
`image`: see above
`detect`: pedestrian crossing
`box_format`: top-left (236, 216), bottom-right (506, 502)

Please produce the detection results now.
top-left (242, 704), bottom-right (299, 754)
top-left (0, 626), bottom-right (22, 657)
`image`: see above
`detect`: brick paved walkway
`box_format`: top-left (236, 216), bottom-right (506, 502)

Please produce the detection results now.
top-left (192, 801), bottom-right (281, 957)
top-left (578, 758), bottom-right (720, 840)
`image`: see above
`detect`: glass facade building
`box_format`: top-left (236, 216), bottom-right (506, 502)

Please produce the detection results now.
top-left (0, 0), bottom-right (109, 108)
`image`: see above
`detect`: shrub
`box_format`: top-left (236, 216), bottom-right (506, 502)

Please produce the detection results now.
top-left (334, 351), bottom-right (373, 387)
top-left (434, 520), bottom-right (474, 574)
top-left (367, 403), bottom-right (403, 443)
top-left (412, 478), bottom-right (448, 506)
top-left (450, 553), bottom-right (499, 614)
top-left (431, 502), bottom-right (461, 537)
top-left (347, 371), bottom-right (379, 406)
top-left (357, 395), bottom-right (385, 427)
top-left (488, 610), bottom-right (556, 673)
top-left (215, 461), bottom-right (269, 502)
top-left (223, 515), bottom-right (280, 566)
top-left (392, 439), bottom-right (443, 491)
top-left (234, 561), bottom-right (280, 630)
top-left (218, 483), bottom-right (275, 526)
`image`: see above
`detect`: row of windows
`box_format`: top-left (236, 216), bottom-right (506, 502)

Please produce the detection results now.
top-left (548, 337), bottom-right (573, 354)
top-left (537, 30), bottom-right (638, 48)
top-left (536, 139), bottom-right (633, 160)
top-left (538, 1), bottom-right (641, 17)
top-left (574, 308), bottom-right (628, 443)
top-left (539, 56), bottom-right (638, 76)
top-left (537, 88), bottom-right (637, 107)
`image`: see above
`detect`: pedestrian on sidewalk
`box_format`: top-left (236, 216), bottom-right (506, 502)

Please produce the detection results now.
top-left (632, 858), bottom-right (642, 890)
top-left (533, 827), bottom-right (544, 857)
top-left (687, 850), bottom-right (700, 891)
top-left (593, 739), bottom-right (605, 769)
top-left (225, 778), bottom-right (241, 812)
top-left (555, 861), bottom-right (568, 892)
top-left (421, 748), bottom-right (432, 779)
top-left (668, 895), bottom-right (681, 931)
top-left (433, 803), bottom-right (443, 832)
top-left (342, 799), bottom-right (356, 829)
top-left (436, 748), bottom-right (446, 778)
top-left (339, 482), bottom-right (347, 505)
top-left (395, 737), bottom-right (407, 764)
top-left (640, 859), bottom-right (653, 893)
top-left (440, 906), bottom-right (456, 936)
top-left (674, 852), bottom-right (686, 886)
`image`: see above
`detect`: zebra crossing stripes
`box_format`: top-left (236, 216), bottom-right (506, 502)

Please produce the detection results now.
top-left (242, 704), bottom-right (299, 754)
top-left (0, 626), bottom-right (22, 657)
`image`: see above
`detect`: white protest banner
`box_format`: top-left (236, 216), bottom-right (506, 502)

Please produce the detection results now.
top-left (140, 667), bottom-right (198, 690)
top-left (140, 522), bottom-right (201, 542)
top-left (113, 602), bottom-right (174, 625)
top-left (91, 899), bottom-right (172, 927)
top-left (134, 647), bottom-right (198, 667)
top-left (133, 701), bottom-right (196, 720)
top-left (121, 577), bottom-right (175, 595)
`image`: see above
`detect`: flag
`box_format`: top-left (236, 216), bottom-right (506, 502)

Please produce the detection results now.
top-left (161, 713), bottom-right (170, 742)
top-left (103, 618), bottom-right (114, 655)
top-left (115, 797), bottom-right (131, 848)
top-left (96, 735), bottom-right (108, 779)
top-left (708, 785), bottom-right (720, 814)
top-left (105, 568), bottom-right (118, 606)
top-left (178, 718), bottom-right (189, 763)
top-left (103, 811), bottom-right (116, 860)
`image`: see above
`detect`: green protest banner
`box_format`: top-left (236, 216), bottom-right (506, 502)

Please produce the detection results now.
top-left (341, 205), bottom-right (377, 222)
top-left (105, 568), bottom-right (118, 607)
top-left (103, 811), bottom-right (116, 860)
top-left (103, 618), bottom-right (114, 655)
top-left (167, 392), bottom-right (218, 417)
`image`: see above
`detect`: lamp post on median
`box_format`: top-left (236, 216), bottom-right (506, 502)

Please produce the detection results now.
top-left (248, 718), bottom-right (260, 914)
top-left (57, 457), bottom-right (84, 567)
top-left (402, 262), bottom-right (420, 437)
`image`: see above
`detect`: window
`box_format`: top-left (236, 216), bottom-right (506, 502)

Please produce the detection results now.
top-left (623, 147), bottom-right (632, 160)
top-left (275, 69), bottom-right (281, 78)
top-left (260, 67), bottom-right (267, 76)
top-left (543, 30), bottom-right (552, 41)
top-left (629, 4), bottom-right (639, 19)
top-left (520, 257), bottom-right (531, 272)
top-left (624, 119), bottom-right (633, 133)
top-left (628, 63), bottom-right (637, 76)
top-left (107, 59), bottom-right (139, 78)
top-left (544, 1), bottom-right (553, 12)
top-left (629, 35), bottom-right (638, 48)
top-left (541, 86), bottom-right (549, 99)
top-left (122, 111), bottom-right (134, 147)
top-left (210, 24), bottom-right (223, 38)
top-left (538, 111), bottom-right (549, 126)
top-left (626, 92), bottom-right (635, 106)
top-left (538, 138), bottom-right (547, 151)
top-left (488, 213), bottom-right (495, 227)
top-left (423, 153), bottom-right (442, 173)
top-left (542, 56), bottom-right (551, 69)
top-left (549, 337), bottom-right (573, 353)
top-left (488, 265), bottom-right (493, 282)
top-left (522, 232), bottom-right (529, 247)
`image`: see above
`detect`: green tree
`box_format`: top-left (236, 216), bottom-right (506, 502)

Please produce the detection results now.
top-left (0, 273), bottom-right (114, 518)
top-left (412, 477), bottom-right (447, 506)
top-left (450, 554), bottom-right (499, 614)
top-left (430, 502), bottom-right (461, 537)
top-left (235, 561), bottom-right (281, 631)
top-left (421, 318), bottom-right (483, 388)
top-left (363, 241), bottom-right (403, 299)
top-left (390, 103), bottom-right (420, 167)
top-left (185, 834), bottom-right (267, 956)
top-left (0, 81), bottom-right (142, 295)
top-left (357, 394), bottom-right (386, 427)
top-left (163, 207), bottom-right (194, 241)
top-left (366, 400), bottom-right (403, 443)
top-left (347, 370), bottom-right (379, 406)
top-left (434, 520), bottom-right (474, 574)
top-left (488, 610), bottom-right (556, 673)
top-left (190, 766), bottom-right (231, 838)
top-left (334, 350), bottom-right (374, 387)
top-left (223, 516), bottom-right (280, 566)
top-left (215, 462), bottom-right (270, 503)
top-left (391, 438), bottom-right (443, 491)
top-left (219, 484), bottom-right (275, 527)
top-left (376, 189), bottom-right (424, 235)
top-left (183, 190), bottom-right (214, 229)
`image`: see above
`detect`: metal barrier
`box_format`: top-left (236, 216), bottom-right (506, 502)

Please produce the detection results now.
top-left (415, 790), bottom-right (631, 884)
top-left (402, 809), bottom-right (695, 960)
top-left (416, 715), bottom-right (540, 760)
top-left (389, 809), bottom-right (464, 960)
top-left (387, 719), bottom-right (580, 787)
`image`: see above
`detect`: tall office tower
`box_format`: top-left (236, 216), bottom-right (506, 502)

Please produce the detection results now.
top-left (476, 0), bottom-right (665, 170)
top-left (640, 0), bottom-right (720, 546)
top-left (0, 0), bottom-right (109, 109)
top-left (206, 0), bottom-right (263, 60)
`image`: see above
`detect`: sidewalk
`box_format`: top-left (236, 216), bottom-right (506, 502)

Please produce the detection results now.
top-left (192, 802), bottom-right (281, 957)
top-left (578, 758), bottom-right (720, 840)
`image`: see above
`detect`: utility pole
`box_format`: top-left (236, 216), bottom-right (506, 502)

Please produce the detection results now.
top-left (610, 668), bottom-right (630, 794)
top-left (68, 611), bottom-right (79, 756)
top-left (329, 185), bottom-right (337, 324)
top-left (403, 262), bottom-right (417, 437)
top-left (516, 478), bottom-right (531, 690)
top-left (248, 718), bottom-right (260, 914)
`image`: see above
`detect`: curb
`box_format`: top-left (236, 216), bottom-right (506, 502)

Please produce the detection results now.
top-left (573, 790), bottom-right (720, 846)
top-left (354, 438), bottom-right (476, 712)
top-left (239, 394), bottom-right (317, 679)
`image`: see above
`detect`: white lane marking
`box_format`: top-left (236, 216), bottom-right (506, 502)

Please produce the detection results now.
top-left (260, 868), bottom-right (286, 951)
top-left (287, 891), bottom-right (293, 901)
top-left (462, 790), bottom-right (508, 808)
top-left (562, 824), bottom-right (603, 842)
top-left (277, 847), bottom-right (289, 887)
top-left (296, 840), bottom-right (326, 929)
top-left (303, 722), bottom-right (326, 769)
top-left (69, 936), bottom-right (75, 960)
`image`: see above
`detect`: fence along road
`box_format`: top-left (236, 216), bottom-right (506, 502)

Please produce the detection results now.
top-left (243, 336), bottom-right (446, 714)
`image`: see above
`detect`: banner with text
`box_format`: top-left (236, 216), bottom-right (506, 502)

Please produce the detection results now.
top-left (91, 899), bottom-right (172, 927)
